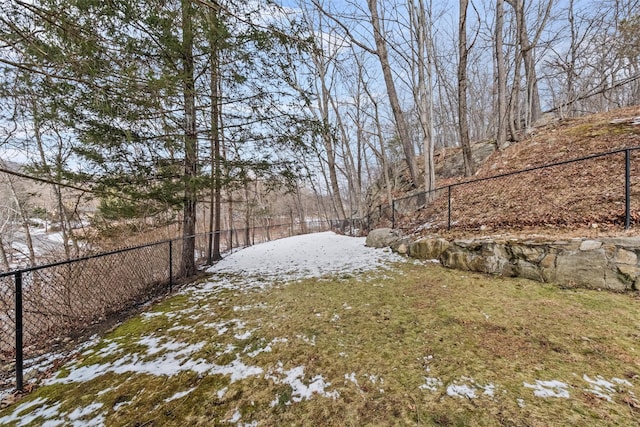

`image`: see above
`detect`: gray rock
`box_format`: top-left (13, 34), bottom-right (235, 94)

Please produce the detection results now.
top-left (615, 249), bottom-right (638, 265)
top-left (515, 260), bottom-right (544, 282)
top-left (602, 237), bottom-right (640, 249)
top-left (390, 238), bottom-right (411, 255)
top-left (436, 141), bottom-right (496, 179)
top-left (508, 244), bottom-right (545, 263)
top-left (580, 240), bottom-right (603, 251)
top-left (409, 238), bottom-right (450, 260)
top-left (365, 228), bottom-right (402, 248)
top-left (555, 250), bottom-right (607, 289)
top-left (606, 267), bottom-right (634, 291)
top-left (440, 248), bottom-right (472, 271)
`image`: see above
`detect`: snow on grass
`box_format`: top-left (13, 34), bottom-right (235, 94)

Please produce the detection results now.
top-left (67, 402), bottom-right (104, 425)
top-left (0, 398), bottom-right (62, 426)
top-left (419, 377), bottom-right (443, 392)
top-left (245, 337), bottom-right (288, 358)
top-left (524, 380), bottom-right (570, 398)
top-left (202, 232), bottom-right (405, 287)
top-left (447, 383), bottom-right (478, 399)
top-left (164, 387), bottom-right (197, 402)
top-left (0, 398), bottom-right (105, 426)
top-left (7, 232), bottom-right (639, 424)
top-left (445, 377), bottom-right (495, 399)
top-left (266, 363), bottom-right (339, 405)
top-left (583, 375), bottom-right (633, 401)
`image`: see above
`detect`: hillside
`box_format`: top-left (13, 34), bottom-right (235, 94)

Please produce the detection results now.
top-left (392, 105), bottom-right (640, 237)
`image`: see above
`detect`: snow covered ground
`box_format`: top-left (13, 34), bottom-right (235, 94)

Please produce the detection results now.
top-left (204, 231), bottom-right (405, 284)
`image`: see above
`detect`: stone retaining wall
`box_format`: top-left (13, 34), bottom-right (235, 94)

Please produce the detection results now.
top-left (365, 228), bottom-right (640, 290)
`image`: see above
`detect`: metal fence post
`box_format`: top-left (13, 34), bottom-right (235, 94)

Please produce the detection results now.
top-left (15, 271), bottom-right (23, 391)
top-left (626, 149), bottom-right (632, 230)
top-left (391, 200), bottom-right (396, 229)
top-left (168, 240), bottom-right (173, 293)
top-left (448, 186), bottom-right (452, 230)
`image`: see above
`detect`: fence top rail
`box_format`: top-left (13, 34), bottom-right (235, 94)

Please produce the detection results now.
top-left (0, 237), bottom-right (173, 279)
top-left (393, 146), bottom-right (640, 203)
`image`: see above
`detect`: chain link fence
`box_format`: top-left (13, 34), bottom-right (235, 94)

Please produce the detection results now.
top-left (386, 147), bottom-right (640, 232)
top-left (1, 219), bottom-right (357, 392)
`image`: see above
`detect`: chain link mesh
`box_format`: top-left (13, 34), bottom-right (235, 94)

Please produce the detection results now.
top-left (1, 220), bottom-right (352, 390)
top-left (395, 150), bottom-right (639, 231)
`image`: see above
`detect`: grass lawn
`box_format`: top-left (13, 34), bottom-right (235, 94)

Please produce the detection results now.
top-left (1, 259), bottom-right (639, 426)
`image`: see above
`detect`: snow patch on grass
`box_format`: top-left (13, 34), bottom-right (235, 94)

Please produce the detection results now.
top-left (266, 363), bottom-right (339, 405)
top-left (419, 377), bottom-right (443, 392)
top-left (164, 387), bottom-right (196, 402)
top-left (0, 398), bottom-right (62, 426)
top-left (524, 380), bottom-right (570, 398)
top-left (583, 375), bottom-right (633, 401)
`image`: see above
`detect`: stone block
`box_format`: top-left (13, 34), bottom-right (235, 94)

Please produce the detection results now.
top-left (509, 244), bottom-right (545, 263)
top-left (539, 253), bottom-right (556, 269)
top-left (516, 260), bottom-right (544, 282)
top-left (602, 237), bottom-right (640, 249)
top-left (615, 249), bottom-right (638, 265)
top-left (440, 249), bottom-right (471, 271)
top-left (555, 249), bottom-right (607, 289)
top-left (390, 238), bottom-right (411, 255)
top-left (605, 269), bottom-right (632, 291)
top-left (580, 240), bottom-right (603, 251)
top-left (408, 238), bottom-right (450, 260)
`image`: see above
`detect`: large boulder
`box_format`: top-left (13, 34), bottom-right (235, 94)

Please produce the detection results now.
top-left (365, 228), bottom-right (403, 248)
top-left (409, 238), bottom-right (450, 260)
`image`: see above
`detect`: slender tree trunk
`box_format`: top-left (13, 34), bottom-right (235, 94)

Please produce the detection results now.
top-left (509, 43), bottom-right (523, 140)
top-left (328, 93), bottom-right (360, 216)
top-left (458, 0), bottom-right (475, 176)
top-left (181, 0), bottom-right (197, 276)
top-left (312, 47), bottom-right (347, 219)
top-left (208, 5), bottom-right (222, 263)
top-left (361, 74), bottom-right (394, 210)
top-left (244, 181), bottom-right (251, 246)
top-left (414, 0), bottom-right (436, 198)
top-left (495, 0), bottom-right (508, 148)
top-left (0, 233), bottom-right (9, 271)
top-left (367, 0), bottom-right (418, 185)
top-left (507, 0), bottom-right (543, 126)
top-left (31, 105), bottom-right (75, 259)
top-left (8, 178), bottom-right (35, 265)
top-left (295, 182), bottom-right (307, 233)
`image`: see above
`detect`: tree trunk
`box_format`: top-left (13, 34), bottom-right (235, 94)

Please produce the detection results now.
top-left (507, 0), bottom-right (544, 127)
top-left (495, 0), bottom-right (508, 148)
top-left (367, 0), bottom-right (418, 186)
top-left (181, 0), bottom-right (197, 276)
top-left (208, 5), bottom-right (223, 263)
top-left (414, 0), bottom-right (436, 197)
top-left (458, 0), bottom-right (475, 176)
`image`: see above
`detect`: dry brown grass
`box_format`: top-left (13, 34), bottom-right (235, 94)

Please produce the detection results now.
top-left (397, 106), bottom-right (640, 237)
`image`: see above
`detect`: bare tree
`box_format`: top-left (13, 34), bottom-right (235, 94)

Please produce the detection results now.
top-left (495, 0), bottom-right (508, 148)
top-left (366, 0), bottom-right (418, 185)
top-left (458, 0), bottom-right (475, 176)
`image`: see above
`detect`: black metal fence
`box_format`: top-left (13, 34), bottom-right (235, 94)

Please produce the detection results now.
top-left (0, 218), bottom-right (356, 393)
top-left (369, 147), bottom-right (640, 232)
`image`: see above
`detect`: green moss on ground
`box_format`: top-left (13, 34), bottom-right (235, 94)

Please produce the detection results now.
top-left (2, 262), bottom-right (640, 426)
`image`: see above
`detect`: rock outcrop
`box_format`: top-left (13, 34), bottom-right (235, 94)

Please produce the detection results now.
top-left (376, 230), bottom-right (640, 291)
